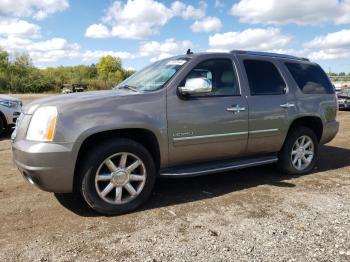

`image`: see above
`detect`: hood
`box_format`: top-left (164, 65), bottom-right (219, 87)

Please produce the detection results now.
top-left (23, 89), bottom-right (142, 114)
top-left (0, 94), bottom-right (21, 102)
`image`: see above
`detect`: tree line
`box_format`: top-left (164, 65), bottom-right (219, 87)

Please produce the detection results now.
top-left (0, 48), bottom-right (134, 93)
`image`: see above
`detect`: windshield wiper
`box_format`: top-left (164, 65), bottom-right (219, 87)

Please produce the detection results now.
top-left (118, 85), bottom-right (138, 92)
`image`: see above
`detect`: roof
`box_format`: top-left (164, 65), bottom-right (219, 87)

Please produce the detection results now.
top-left (230, 50), bottom-right (309, 62)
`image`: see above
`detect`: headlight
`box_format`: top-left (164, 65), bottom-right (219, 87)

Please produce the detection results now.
top-left (26, 106), bottom-right (58, 142)
top-left (0, 100), bottom-right (18, 108)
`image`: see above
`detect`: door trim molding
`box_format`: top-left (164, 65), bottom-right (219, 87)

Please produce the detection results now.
top-left (173, 131), bottom-right (248, 141)
top-left (249, 128), bottom-right (279, 134)
top-left (173, 128), bottom-right (279, 142)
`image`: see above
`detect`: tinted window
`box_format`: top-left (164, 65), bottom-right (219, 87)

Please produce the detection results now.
top-left (285, 62), bottom-right (334, 94)
top-left (244, 60), bottom-right (286, 95)
top-left (183, 59), bottom-right (240, 96)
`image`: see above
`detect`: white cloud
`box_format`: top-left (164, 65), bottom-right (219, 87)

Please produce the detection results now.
top-left (99, 0), bottom-right (172, 40)
top-left (305, 29), bottom-right (350, 49)
top-left (0, 0), bottom-right (69, 20)
top-left (191, 17), bottom-right (222, 33)
top-left (139, 38), bottom-right (193, 61)
top-left (26, 38), bottom-right (80, 52)
top-left (0, 19), bottom-right (40, 38)
top-left (209, 28), bottom-right (292, 51)
top-left (308, 49), bottom-right (350, 61)
top-left (111, 24), bottom-right (154, 40)
top-left (214, 0), bottom-right (224, 9)
top-left (0, 35), bottom-right (136, 64)
top-left (336, 2), bottom-right (350, 24)
top-left (82, 50), bottom-right (135, 61)
top-left (86, 0), bottom-right (207, 40)
top-left (305, 29), bottom-right (350, 60)
top-left (85, 24), bottom-right (111, 38)
top-left (230, 0), bottom-right (350, 25)
top-left (171, 1), bottom-right (206, 20)
top-left (0, 36), bottom-right (81, 63)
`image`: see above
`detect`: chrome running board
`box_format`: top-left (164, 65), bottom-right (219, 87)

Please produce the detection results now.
top-left (160, 155), bottom-right (278, 178)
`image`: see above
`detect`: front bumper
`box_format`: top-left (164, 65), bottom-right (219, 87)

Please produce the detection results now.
top-left (1, 106), bottom-right (21, 126)
top-left (12, 140), bottom-right (77, 193)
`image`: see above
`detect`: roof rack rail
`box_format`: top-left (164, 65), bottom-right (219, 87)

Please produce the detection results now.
top-left (230, 50), bottom-right (309, 62)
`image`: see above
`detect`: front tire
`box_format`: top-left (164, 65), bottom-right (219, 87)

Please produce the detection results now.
top-left (278, 126), bottom-right (318, 175)
top-left (79, 138), bottom-right (156, 215)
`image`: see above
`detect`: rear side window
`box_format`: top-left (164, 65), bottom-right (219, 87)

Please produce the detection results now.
top-left (244, 60), bottom-right (286, 95)
top-left (285, 62), bottom-right (334, 94)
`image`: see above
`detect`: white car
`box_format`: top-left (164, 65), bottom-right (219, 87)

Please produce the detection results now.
top-left (0, 95), bottom-right (22, 135)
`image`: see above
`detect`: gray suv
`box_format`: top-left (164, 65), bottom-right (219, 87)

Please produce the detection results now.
top-left (12, 51), bottom-right (339, 215)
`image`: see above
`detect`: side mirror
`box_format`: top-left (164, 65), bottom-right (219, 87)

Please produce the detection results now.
top-left (178, 78), bottom-right (212, 95)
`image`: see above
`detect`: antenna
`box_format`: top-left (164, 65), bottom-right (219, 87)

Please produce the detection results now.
top-left (186, 49), bottom-right (193, 55)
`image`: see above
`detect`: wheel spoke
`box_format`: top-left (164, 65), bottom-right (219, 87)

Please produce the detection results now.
top-left (126, 160), bottom-right (141, 173)
top-left (292, 156), bottom-right (299, 164)
top-left (101, 182), bottom-right (114, 197)
top-left (124, 183), bottom-right (137, 196)
top-left (130, 174), bottom-right (145, 182)
top-left (96, 173), bottom-right (112, 181)
top-left (115, 187), bottom-right (122, 203)
top-left (304, 140), bottom-right (312, 148)
top-left (119, 153), bottom-right (127, 168)
top-left (302, 156), bottom-right (310, 164)
top-left (300, 136), bottom-right (306, 146)
top-left (306, 154), bottom-right (313, 162)
top-left (297, 158), bottom-right (302, 169)
top-left (305, 150), bottom-right (313, 156)
top-left (105, 159), bottom-right (118, 172)
top-left (291, 150), bottom-right (298, 155)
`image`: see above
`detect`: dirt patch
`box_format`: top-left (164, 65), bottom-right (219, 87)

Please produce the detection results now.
top-left (1, 94), bottom-right (350, 261)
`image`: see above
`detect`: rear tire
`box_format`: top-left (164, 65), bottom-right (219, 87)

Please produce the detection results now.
top-left (79, 138), bottom-right (156, 215)
top-left (278, 126), bottom-right (318, 175)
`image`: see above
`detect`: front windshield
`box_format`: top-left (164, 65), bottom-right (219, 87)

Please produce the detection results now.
top-left (115, 57), bottom-right (189, 92)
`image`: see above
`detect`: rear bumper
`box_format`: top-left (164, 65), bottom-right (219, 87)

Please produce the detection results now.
top-left (320, 120), bottom-right (339, 145)
top-left (12, 140), bottom-right (76, 193)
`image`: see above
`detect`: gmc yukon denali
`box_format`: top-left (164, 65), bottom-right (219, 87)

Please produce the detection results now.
top-left (12, 50), bottom-right (339, 215)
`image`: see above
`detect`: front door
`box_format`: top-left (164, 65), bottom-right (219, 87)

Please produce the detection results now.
top-left (167, 57), bottom-right (249, 166)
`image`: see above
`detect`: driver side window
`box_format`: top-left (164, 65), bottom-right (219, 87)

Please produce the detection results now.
top-left (182, 59), bottom-right (240, 96)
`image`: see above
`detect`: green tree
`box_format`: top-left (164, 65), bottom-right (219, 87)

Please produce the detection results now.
top-left (96, 55), bottom-right (123, 88)
top-left (0, 48), bottom-right (10, 92)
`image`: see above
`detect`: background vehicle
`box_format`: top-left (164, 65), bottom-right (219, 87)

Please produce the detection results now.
top-left (0, 95), bottom-right (22, 136)
top-left (337, 88), bottom-right (350, 109)
top-left (12, 51), bottom-right (339, 215)
top-left (61, 84), bottom-right (85, 94)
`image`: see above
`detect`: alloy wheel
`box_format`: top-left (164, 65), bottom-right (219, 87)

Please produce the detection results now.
top-left (291, 135), bottom-right (314, 171)
top-left (95, 152), bottom-right (147, 205)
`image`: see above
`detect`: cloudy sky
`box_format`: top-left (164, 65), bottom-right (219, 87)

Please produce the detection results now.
top-left (1, 0), bottom-right (350, 72)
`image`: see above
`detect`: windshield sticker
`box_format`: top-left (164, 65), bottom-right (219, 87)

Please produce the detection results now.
top-left (166, 60), bottom-right (187, 66)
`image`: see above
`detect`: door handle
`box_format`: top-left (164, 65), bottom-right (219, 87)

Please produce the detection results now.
top-left (280, 103), bottom-right (295, 108)
top-left (227, 105), bottom-right (246, 113)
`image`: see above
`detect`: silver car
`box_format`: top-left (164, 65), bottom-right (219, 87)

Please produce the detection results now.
top-left (12, 51), bottom-right (339, 215)
top-left (0, 95), bottom-right (22, 136)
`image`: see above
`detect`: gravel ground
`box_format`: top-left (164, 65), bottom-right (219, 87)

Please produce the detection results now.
top-left (0, 94), bottom-right (349, 261)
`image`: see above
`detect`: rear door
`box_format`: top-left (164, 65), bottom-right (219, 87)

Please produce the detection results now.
top-left (167, 55), bottom-right (249, 166)
top-left (238, 56), bottom-right (295, 154)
